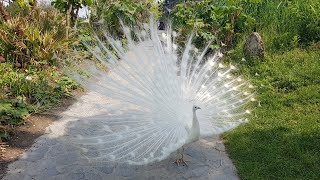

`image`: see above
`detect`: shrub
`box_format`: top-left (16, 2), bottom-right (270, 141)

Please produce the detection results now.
top-left (0, 8), bottom-right (67, 68)
top-left (170, 0), bottom-right (255, 49)
top-left (90, 0), bottom-right (161, 37)
top-left (0, 61), bottom-right (79, 141)
top-left (0, 6), bottom-right (80, 141)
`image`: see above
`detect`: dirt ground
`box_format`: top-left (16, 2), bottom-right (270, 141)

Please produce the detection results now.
top-left (0, 96), bottom-right (78, 178)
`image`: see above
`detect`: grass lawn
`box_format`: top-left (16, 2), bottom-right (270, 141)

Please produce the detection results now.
top-left (224, 48), bottom-right (320, 179)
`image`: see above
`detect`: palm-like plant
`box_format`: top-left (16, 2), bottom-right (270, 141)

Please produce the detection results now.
top-left (0, 9), bottom-right (68, 68)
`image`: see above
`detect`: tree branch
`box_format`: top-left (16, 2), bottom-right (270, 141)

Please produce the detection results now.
top-left (66, 3), bottom-right (73, 39)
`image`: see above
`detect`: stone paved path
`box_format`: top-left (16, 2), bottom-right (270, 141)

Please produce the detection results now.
top-left (3, 92), bottom-right (239, 180)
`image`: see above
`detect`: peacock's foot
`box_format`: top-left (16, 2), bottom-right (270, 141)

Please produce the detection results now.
top-left (173, 158), bottom-right (189, 166)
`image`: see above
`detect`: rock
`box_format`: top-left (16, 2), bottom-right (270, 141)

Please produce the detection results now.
top-left (243, 32), bottom-right (264, 59)
top-left (15, 62), bottom-right (22, 68)
top-left (0, 56), bottom-right (5, 63)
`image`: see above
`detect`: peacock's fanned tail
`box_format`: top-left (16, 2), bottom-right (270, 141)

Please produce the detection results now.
top-left (69, 19), bottom-right (254, 165)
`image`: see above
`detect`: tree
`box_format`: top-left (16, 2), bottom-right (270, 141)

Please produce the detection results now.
top-left (51, 0), bottom-right (92, 38)
top-left (90, 0), bottom-right (161, 37)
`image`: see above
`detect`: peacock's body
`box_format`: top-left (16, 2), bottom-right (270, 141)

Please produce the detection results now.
top-left (71, 19), bottom-right (254, 165)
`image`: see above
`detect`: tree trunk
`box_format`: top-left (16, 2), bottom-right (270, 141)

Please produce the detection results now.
top-left (73, 7), bottom-right (80, 30)
top-left (0, 1), bottom-right (10, 21)
top-left (66, 4), bottom-right (73, 39)
top-left (224, 10), bottom-right (241, 50)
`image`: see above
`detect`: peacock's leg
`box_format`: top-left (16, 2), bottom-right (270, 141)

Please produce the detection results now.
top-left (180, 147), bottom-right (189, 166)
top-left (173, 146), bottom-right (189, 166)
top-left (173, 148), bottom-right (181, 166)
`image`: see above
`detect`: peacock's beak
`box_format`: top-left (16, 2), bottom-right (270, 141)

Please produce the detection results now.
top-left (198, 107), bottom-right (201, 109)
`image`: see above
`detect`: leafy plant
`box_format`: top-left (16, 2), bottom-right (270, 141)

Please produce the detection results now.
top-left (0, 96), bottom-right (32, 141)
top-left (0, 4), bottom-right (81, 113)
top-left (51, 0), bottom-right (92, 25)
top-left (55, 76), bottom-right (80, 97)
top-left (0, 61), bottom-right (80, 142)
top-left (170, 0), bottom-right (255, 49)
top-left (0, 99), bottom-right (31, 125)
top-left (51, 0), bottom-right (93, 37)
top-left (0, 1), bottom-right (84, 142)
top-left (0, 9), bottom-right (68, 68)
top-left (90, 0), bottom-right (161, 37)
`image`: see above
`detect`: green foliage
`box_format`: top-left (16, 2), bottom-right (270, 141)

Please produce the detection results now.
top-left (72, 20), bottom-right (95, 51)
top-left (170, 0), bottom-right (255, 48)
top-left (51, 0), bottom-right (92, 26)
top-left (52, 0), bottom-right (92, 13)
top-left (90, 0), bottom-right (161, 37)
top-left (224, 48), bottom-right (320, 179)
top-left (169, 0), bottom-right (319, 51)
top-left (0, 62), bottom-right (79, 111)
top-left (0, 61), bottom-right (80, 141)
top-left (0, 9), bottom-right (67, 68)
top-left (5, 1), bottom-right (25, 18)
top-left (14, 0), bottom-right (36, 9)
top-left (55, 76), bottom-right (80, 97)
top-left (0, 99), bottom-right (31, 125)
top-left (0, 6), bottom-right (81, 141)
top-left (230, 0), bottom-right (320, 51)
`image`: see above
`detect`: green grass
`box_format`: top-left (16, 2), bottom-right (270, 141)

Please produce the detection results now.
top-left (224, 48), bottom-right (320, 179)
top-left (227, 0), bottom-right (320, 51)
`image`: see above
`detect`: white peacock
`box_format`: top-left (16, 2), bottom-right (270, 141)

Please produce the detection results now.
top-left (70, 18), bottom-right (255, 166)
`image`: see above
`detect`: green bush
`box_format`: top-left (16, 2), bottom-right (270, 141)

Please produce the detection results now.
top-left (0, 99), bottom-right (31, 126)
top-left (170, 0), bottom-right (255, 49)
top-left (0, 62), bottom-right (79, 122)
top-left (0, 8), bottom-right (67, 68)
top-left (0, 6), bottom-right (80, 141)
top-left (90, 0), bottom-right (161, 37)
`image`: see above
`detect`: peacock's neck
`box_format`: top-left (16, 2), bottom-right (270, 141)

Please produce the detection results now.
top-left (192, 111), bottom-right (200, 129)
top-left (190, 110), bottom-right (200, 141)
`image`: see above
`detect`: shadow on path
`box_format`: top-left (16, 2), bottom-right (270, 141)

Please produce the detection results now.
top-left (3, 92), bottom-right (239, 180)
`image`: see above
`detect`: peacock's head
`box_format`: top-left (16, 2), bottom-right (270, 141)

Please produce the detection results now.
top-left (193, 105), bottom-right (201, 111)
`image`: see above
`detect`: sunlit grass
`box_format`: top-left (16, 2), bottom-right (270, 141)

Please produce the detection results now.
top-left (224, 49), bottom-right (320, 179)
top-left (229, 0), bottom-right (320, 51)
